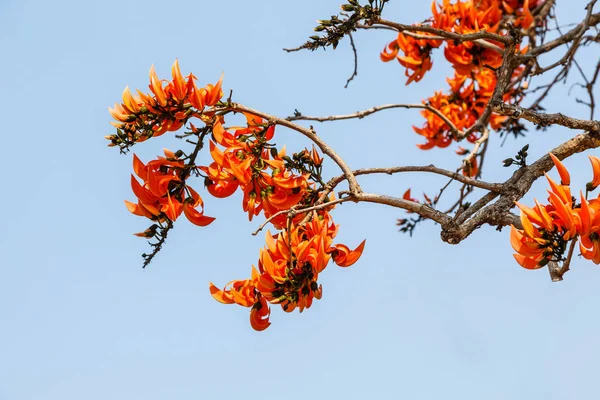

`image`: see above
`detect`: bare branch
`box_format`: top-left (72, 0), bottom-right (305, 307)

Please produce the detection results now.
top-left (287, 103), bottom-right (462, 139)
top-left (532, 0), bottom-right (598, 75)
top-left (345, 33), bottom-right (358, 88)
top-left (328, 165), bottom-right (503, 193)
top-left (251, 197), bottom-right (351, 236)
top-left (463, 127), bottom-right (489, 170)
top-left (490, 101), bottom-right (600, 133)
top-left (355, 192), bottom-right (452, 225)
top-left (524, 11), bottom-right (600, 57)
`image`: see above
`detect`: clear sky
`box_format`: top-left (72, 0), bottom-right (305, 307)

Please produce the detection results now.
top-left (1, 0), bottom-right (599, 399)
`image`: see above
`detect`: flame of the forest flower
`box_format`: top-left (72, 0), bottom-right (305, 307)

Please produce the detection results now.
top-left (511, 152), bottom-right (600, 270)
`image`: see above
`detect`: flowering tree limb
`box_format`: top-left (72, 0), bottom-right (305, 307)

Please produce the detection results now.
top-left (106, 0), bottom-right (600, 331)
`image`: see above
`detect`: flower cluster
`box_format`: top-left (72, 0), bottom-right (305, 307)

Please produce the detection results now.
top-left (202, 111), bottom-right (365, 330)
top-left (431, 0), bottom-right (533, 74)
top-left (201, 114), bottom-right (314, 227)
top-left (380, 0), bottom-right (543, 169)
top-left (106, 60), bottom-right (222, 149)
top-left (380, 27), bottom-right (441, 84)
top-left (210, 212), bottom-right (365, 330)
top-left (414, 68), bottom-right (524, 154)
top-left (108, 61), bottom-right (366, 330)
top-left (109, 61), bottom-right (223, 242)
top-left (511, 154), bottom-right (600, 269)
top-left (382, 0), bottom-right (538, 83)
top-left (126, 150), bottom-right (215, 235)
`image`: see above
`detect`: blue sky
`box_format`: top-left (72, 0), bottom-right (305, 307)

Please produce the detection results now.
top-left (1, 0), bottom-right (600, 399)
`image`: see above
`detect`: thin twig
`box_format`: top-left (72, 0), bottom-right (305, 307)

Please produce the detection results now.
top-left (328, 165), bottom-right (503, 193)
top-left (345, 33), bottom-right (358, 88)
top-left (287, 103), bottom-right (463, 139)
top-left (252, 197), bottom-right (350, 236)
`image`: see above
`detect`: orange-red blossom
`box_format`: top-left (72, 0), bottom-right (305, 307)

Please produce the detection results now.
top-left (380, 0), bottom-right (543, 176)
top-left (210, 211), bottom-right (366, 330)
top-left (380, 30), bottom-right (441, 85)
top-left (202, 112), bottom-right (367, 331)
top-left (511, 154), bottom-right (600, 269)
top-left (109, 61), bottom-right (368, 331)
top-left (381, 1), bottom-right (538, 84)
top-left (413, 64), bottom-right (524, 152)
top-left (201, 115), bottom-right (317, 228)
top-left (107, 60), bottom-right (223, 147)
top-left (125, 150), bottom-right (215, 230)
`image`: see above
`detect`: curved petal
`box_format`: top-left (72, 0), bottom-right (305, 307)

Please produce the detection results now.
top-left (209, 282), bottom-right (234, 304)
top-left (549, 153), bottom-right (570, 185)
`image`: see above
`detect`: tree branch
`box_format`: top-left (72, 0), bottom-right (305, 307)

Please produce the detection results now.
top-left (328, 165), bottom-right (503, 193)
top-left (374, 18), bottom-right (512, 44)
top-left (287, 103), bottom-right (462, 139)
top-left (490, 101), bottom-right (600, 133)
top-left (251, 197), bottom-right (351, 236)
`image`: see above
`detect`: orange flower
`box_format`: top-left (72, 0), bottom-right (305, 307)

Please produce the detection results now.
top-left (381, 32), bottom-right (440, 84)
top-left (578, 194), bottom-right (600, 264)
top-left (209, 211), bottom-right (365, 330)
top-left (511, 0), bottom-right (535, 28)
top-left (182, 186), bottom-right (215, 227)
top-left (462, 157), bottom-right (478, 177)
top-left (588, 155), bottom-right (600, 191)
top-left (110, 62), bottom-right (369, 331)
top-left (250, 296), bottom-right (271, 331)
top-left (511, 152), bottom-right (600, 270)
top-left (549, 153), bottom-right (570, 185)
top-left (190, 73), bottom-right (224, 111)
top-left (329, 240), bottom-right (366, 267)
top-left (380, 1), bottom-right (536, 151)
top-left (106, 61), bottom-right (225, 149)
top-left (510, 225), bottom-right (547, 269)
top-left (201, 116), bottom-right (314, 226)
top-left (126, 151), bottom-right (214, 229)
top-left (148, 65), bottom-right (168, 107)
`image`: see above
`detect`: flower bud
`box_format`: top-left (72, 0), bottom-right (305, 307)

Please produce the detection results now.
top-left (587, 182), bottom-right (598, 192)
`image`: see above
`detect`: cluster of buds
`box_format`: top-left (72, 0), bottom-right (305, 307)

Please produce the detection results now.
top-left (303, 0), bottom-right (390, 50)
top-left (511, 154), bottom-right (600, 269)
